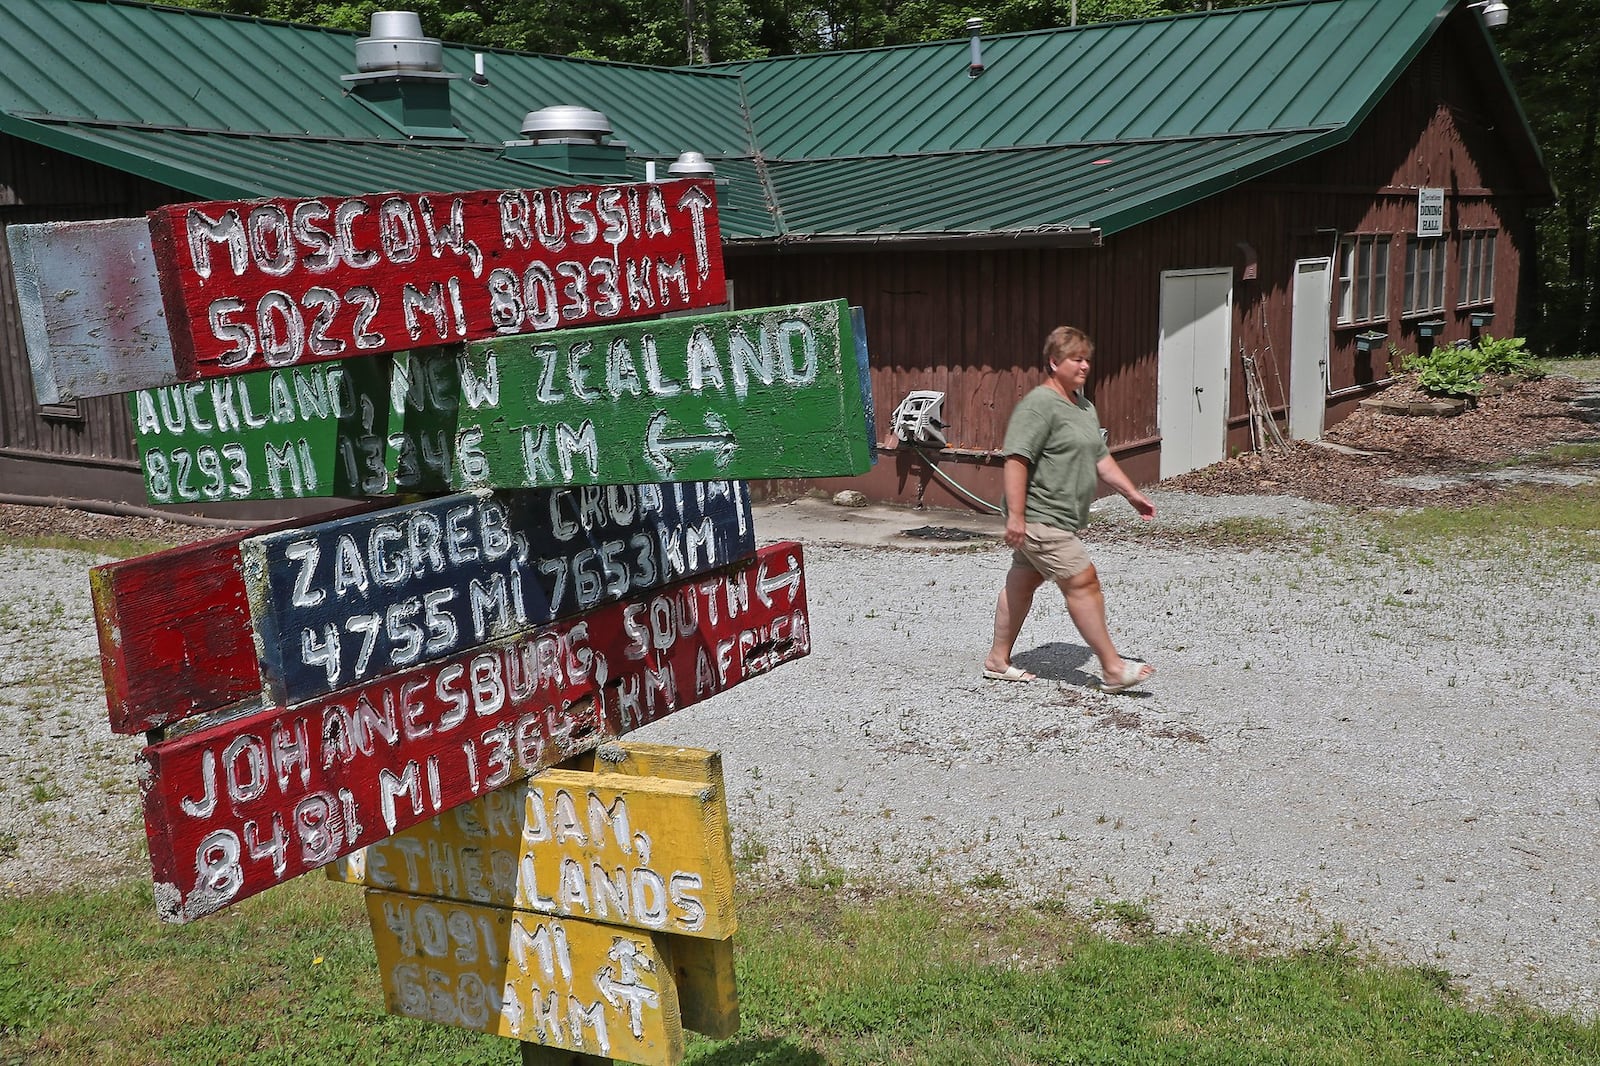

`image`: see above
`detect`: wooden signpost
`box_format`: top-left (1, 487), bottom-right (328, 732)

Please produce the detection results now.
top-left (331, 742), bottom-right (739, 1058)
top-left (448, 300), bottom-right (873, 489)
top-left (91, 481), bottom-right (752, 733)
top-left (241, 480), bottom-right (753, 706)
top-left (147, 180), bottom-right (725, 381)
top-left (34, 171), bottom-right (874, 1062)
top-left (139, 542), bottom-right (808, 922)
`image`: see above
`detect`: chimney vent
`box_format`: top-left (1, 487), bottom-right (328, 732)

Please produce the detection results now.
top-left (504, 105), bottom-right (630, 178)
top-left (519, 105), bottom-right (614, 145)
top-left (355, 11), bottom-right (444, 73)
top-left (667, 150), bottom-right (716, 179)
top-left (341, 11), bottom-right (464, 139)
top-left (967, 18), bottom-right (985, 78)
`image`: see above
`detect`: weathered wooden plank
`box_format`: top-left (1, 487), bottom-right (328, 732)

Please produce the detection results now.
top-left (146, 180), bottom-right (725, 381)
top-left (327, 762), bottom-right (736, 939)
top-left (127, 353), bottom-right (409, 505)
top-left (241, 480), bottom-right (753, 706)
top-left (445, 300), bottom-right (873, 489)
top-left (660, 935), bottom-right (739, 1040)
top-left (139, 543), bottom-right (808, 922)
top-left (92, 482), bottom-right (752, 732)
top-left (367, 890), bottom-right (685, 1062)
top-left (5, 218), bottom-right (180, 403)
top-left (89, 505), bottom-right (375, 734)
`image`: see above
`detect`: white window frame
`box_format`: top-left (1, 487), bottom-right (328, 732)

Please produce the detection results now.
top-left (1336, 234), bottom-right (1390, 326)
top-left (1403, 236), bottom-right (1448, 316)
top-left (1457, 230), bottom-right (1497, 307)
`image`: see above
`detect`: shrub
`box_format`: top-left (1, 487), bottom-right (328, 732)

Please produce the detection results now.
top-left (1400, 335), bottom-right (1540, 397)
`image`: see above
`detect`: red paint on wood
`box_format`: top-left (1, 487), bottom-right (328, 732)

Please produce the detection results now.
top-left (147, 180), bottom-right (726, 381)
top-left (91, 504), bottom-right (376, 734)
top-left (139, 543), bottom-right (808, 922)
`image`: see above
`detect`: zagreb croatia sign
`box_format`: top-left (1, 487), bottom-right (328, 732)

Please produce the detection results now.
top-left (10, 174), bottom-right (869, 1065)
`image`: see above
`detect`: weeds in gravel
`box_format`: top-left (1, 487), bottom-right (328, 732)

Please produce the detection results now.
top-left (0, 534), bottom-right (171, 559)
top-left (8, 875), bottom-right (1593, 1065)
top-left (1359, 483), bottom-right (1600, 562)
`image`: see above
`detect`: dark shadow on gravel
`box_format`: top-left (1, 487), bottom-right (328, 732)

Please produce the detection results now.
top-left (1011, 642), bottom-right (1096, 685)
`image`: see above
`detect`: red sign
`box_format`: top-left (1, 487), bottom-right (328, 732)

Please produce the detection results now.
top-left (139, 543), bottom-right (807, 922)
top-left (147, 179), bottom-right (726, 381)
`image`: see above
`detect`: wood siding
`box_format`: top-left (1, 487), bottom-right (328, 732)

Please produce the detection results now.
top-left (0, 29), bottom-right (1544, 513)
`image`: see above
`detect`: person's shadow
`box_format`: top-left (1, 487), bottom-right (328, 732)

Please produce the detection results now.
top-left (1012, 642), bottom-right (1154, 698)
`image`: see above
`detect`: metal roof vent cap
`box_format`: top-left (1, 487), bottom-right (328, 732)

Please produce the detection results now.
top-left (967, 18), bottom-right (985, 78)
top-left (520, 105), bottom-right (613, 145)
top-left (356, 11), bottom-right (444, 73)
top-left (667, 150), bottom-right (715, 178)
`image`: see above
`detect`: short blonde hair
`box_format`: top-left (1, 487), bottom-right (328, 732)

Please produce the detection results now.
top-left (1043, 326), bottom-right (1094, 367)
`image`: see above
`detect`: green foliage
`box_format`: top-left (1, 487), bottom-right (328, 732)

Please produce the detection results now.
top-left (1405, 344), bottom-right (1489, 397)
top-left (1401, 336), bottom-right (1541, 397)
top-left (3, 875), bottom-right (1599, 1063)
top-left (1475, 334), bottom-right (1541, 377)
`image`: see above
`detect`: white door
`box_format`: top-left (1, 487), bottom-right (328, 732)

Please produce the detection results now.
top-left (1289, 258), bottom-right (1332, 442)
top-left (1158, 269), bottom-right (1232, 478)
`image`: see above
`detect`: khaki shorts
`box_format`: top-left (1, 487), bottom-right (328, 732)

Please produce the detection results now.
top-left (1011, 522), bottom-right (1092, 581)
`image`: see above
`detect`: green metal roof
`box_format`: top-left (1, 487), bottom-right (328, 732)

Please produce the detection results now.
top-left (0, 0), bottom-right (1549, 245)
top-left (727, 0), bottom-right (1439, 156)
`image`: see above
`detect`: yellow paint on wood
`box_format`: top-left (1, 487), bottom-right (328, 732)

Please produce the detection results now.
top-left (330, 746), bottom-right (736, 941)
top-left (660, 935), bottom-right (739, 1039)
top-left (367, 889), bottom-right (684, 1064)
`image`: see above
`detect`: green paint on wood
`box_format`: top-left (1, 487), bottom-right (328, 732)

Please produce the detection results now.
top-left (445, 299), bottom-right (872, 489)
top-left (129, 351), bottom-right (457, 503)
top-left (129, 302), bottom-right (874, 502)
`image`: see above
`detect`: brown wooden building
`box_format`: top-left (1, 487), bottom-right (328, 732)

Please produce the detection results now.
top-left (0, 0), bottom-right (1552, 518)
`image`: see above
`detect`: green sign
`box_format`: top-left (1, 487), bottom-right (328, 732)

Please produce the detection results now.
top-left (129, 350), bottom-right (457, 503)
top-left (445, 300), bottom-right (872, 490)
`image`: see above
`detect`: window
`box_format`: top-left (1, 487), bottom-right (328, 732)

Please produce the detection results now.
top-left (1337, 235), bottom-right (1389, 325)
top-left (1404, 236), bottom-right (1447, 315)
top-left (1457, 230), bottom-right (1497, 307)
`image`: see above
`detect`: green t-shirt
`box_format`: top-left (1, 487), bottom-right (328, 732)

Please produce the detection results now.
top-left (1002, 386), bottom-right (1110, 532)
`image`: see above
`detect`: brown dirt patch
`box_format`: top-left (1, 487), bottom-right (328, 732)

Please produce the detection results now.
top-left (1165, 373), bottom-right (1600, 509)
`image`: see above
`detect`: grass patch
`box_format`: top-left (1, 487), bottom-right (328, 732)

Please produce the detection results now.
top-left (1098, 515), bottom-right (1322, 552)
top-left (0, 533), bottom-right (178, 559)
top-left (1492, 442), bottom-right (1600, 469)
top-left (1, 877), bottom-right (1596, 1064)
top-left (1360, 483), bottom-right (1600, 562)
top-left (1539, 356), bottom-right (1600, 382)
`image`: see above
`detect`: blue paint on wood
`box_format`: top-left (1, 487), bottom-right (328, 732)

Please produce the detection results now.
top-left (241, 480), bottom-right (754, 707)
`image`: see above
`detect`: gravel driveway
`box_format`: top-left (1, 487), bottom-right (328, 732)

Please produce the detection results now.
top-left (2, 488), bottom-right (1596, 1020)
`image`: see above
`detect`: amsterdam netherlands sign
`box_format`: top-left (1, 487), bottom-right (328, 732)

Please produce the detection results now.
top-left (138, 542), bottom-right (808, 922)
top-left (331, 743), bottom-right (739, 1055)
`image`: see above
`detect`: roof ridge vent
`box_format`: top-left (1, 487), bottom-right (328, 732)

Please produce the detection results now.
top-left (341, 11), bottom-right (464, 140)
top-left (519, 105), bottom-right (614, 145)
top-left (355, 11), bottom-right (444, 74)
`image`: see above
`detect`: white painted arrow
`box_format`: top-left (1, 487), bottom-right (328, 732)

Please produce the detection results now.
top-left (756, 552), bottom-right (803, 607)
top-left (677, 184), bottom-right (714, 285)
top-left (644, 409), bottom-right (737, 475)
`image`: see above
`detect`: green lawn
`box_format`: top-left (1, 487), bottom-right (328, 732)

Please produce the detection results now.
top-left (2, 875), bottom-right (1595, 1065)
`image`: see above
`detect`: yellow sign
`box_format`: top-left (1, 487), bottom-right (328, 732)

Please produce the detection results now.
top-left (367, 889), bottom-right (684, 1063)
top-left (332, 744), bottom-right (735, 940)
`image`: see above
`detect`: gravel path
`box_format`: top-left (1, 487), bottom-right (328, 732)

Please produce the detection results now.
top-left (2, 489), bottom-right (1596, 1020)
